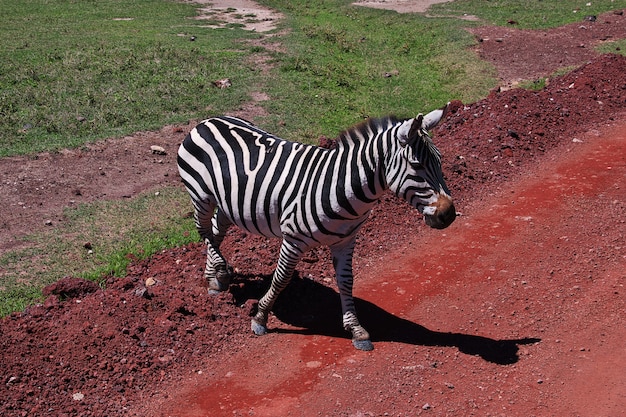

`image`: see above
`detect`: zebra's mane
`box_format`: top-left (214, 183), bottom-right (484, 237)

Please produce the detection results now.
top-left (419, 126), bottom-right (442, 163)
top-left (337, 115), bottom-right (441, 162)
top-left (336, 116), bottom-right (403, 145)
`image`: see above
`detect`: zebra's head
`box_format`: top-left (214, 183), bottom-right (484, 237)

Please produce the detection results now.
top-left (389, 105), bottom-right (456, 230)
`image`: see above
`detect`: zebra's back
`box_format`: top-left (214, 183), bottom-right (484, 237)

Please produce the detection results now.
top-left (178, 116), bottom-right (339, 242)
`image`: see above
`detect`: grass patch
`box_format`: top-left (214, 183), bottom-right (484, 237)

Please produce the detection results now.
top-left (519, 77), bottom-right (547, 91)
top-left (0, 0), bottom-right (260, 157)
top-left (256, 0), bottom-right (495, 141)
top-left (597, 39), bottom-right (626, 55)
top-left (429, 0), bottom-right (626, 29)
top-left (0, 187), bottom-right (197, 316)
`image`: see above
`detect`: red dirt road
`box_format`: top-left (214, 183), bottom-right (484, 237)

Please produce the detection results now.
top-left (156, 124), bottom-right (625, 416)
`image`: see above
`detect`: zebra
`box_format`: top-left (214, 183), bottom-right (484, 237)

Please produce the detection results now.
top-left (177, 105), bottom-right (456, 351)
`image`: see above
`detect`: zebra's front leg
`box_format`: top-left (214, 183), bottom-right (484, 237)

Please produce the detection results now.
top-left (251, 239), bottom-right (303, 335)
top-left (331, 241), bottom-right (374, 351)
top-left (195, 204), bottom-right (232, 294)
top-left (205, 245), bottom-right (230, 294)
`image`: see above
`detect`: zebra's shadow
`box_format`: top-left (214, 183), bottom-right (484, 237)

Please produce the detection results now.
top-left (234, 274), bottom-right (541, 365)
top-left (232, 273), bottom-right (540, 365)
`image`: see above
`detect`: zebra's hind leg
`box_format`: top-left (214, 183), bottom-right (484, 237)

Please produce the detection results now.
top-left (193, 201), bottom-right (232, 293)
top-left (206, 209), bottom-right (233, 294)
top-left (251, 239), bottom-right (303, 335)
top-left (331, 240), bottom-right (374, 351)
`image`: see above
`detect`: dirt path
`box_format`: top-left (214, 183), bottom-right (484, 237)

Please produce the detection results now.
top-left (153, 123), bottom-right (625, 416)
top-left (191, 0), bottom-right (284, 32)
top-left (352, 0), bottom-right (452, 14)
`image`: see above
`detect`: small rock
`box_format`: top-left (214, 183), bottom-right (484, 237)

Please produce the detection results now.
top-left (134, 287), bottom-right (148, 298)
top-left (44, 220), bottom-right (53, 226)
top-left (145, 277), bottom-right (156, 287)
top-left (213, 78), bottom-right (232, 89)
top-left (72, 392), bottom-right (85, 401)
top-left (422, 403), bottom-right (431, 410)
top-left (150, 145), bottom-right (166, 155)
top-left (507, 129), bottom-right (519, 139)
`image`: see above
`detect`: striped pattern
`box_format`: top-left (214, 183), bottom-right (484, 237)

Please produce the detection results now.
top-left (178, 108), bottom-right (455, 350)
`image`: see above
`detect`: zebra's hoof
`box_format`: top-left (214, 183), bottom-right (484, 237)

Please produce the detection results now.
top-left (208, 277), bottom-right (230, 293)
top-left (251, 320), bottom-right (267, 336)
top-left (352, 339), bottom-right (374, 351)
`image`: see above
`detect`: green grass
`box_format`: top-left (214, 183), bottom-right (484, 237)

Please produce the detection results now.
top-left (0, 187), bottom-right (197, 316)
top-left (429, 0), bottom-right (626, 29)
top-left (0, 0), bottom-right (259, 156)
top-left (2, 0), bottom-right (625, 316)
top-left (255, 0), bottom-right (496, 141)
top-left (597, 38), bottom-right (626, 55)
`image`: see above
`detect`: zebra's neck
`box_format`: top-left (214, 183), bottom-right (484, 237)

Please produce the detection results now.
top-left (334, 116), bottom-right (406, 197)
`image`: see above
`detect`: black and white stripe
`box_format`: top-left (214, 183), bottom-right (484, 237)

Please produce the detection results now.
top-left (178, 106), bottom-right (455, 350)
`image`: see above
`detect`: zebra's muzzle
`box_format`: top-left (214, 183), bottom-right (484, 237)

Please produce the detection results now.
top-left (423, 194), bottom-right (456, 229)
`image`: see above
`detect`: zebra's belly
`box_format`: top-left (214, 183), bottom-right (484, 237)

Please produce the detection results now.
top-left (218, 198), bottom-right (369, 249)
top-left (222, 205), bottom-right (283, 239)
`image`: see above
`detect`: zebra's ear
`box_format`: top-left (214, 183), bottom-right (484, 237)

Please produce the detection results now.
top-left (398, 116), bottom-right (420, 147)
top-left (404, 114), bottom-right (424, 146)
top-left (422, 102), bottom-right (449, 131)
top-left (399, 103), bottom-right (447, 146)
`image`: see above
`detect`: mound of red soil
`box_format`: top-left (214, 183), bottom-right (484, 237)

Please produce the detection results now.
top-left (1, 53), bottom-right (625, 416)
top-left (439, 53), bottom-right (626, 204)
